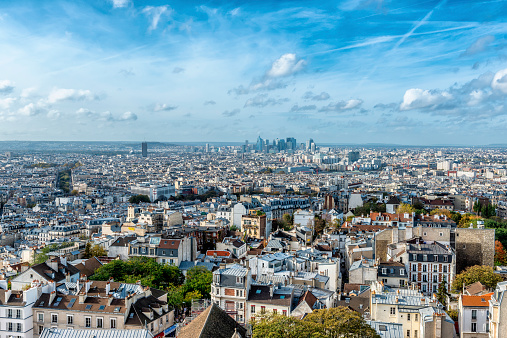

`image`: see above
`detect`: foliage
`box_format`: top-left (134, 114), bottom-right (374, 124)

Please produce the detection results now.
top-left (495, 240), bottom-right (507, 266)
top-left (474, 201), bottom-right (496, 218)
top-left (450, 211), bottom-right (462, 224)
top-left (436, 280), bottom-right (449, 308)
top-left (84, 243), bottom-right (108, 258)
top-left (252, 307), bottom-right (380, 338)
top-left (57, 169), bottom-right (71, 193)
top-left (129, 194), bottom-right (151, 204)
top-left (447, 309), bottom-right (458, 321)
top-left (29, 162), bottom-right (57, 168)
top-left (229, 225), bottom-right (238, 231)
top-left (395, 203), bottom-right (415, 214)
top-left (458, 213), bottom-right (481, 228)
top-left (313, 216), bottom-right (327, 239)
top-left (430, 209), bottom-right (452, 218)
top-left (90, 257), bottom-right (184, 289)
top-left (451, 265), bottom-right (503, 292)
top-left (256, 210), bottom-right (266, 216)
top-left (353, 201), bottom-right (386, 216)
top-left (184, 266), bottom-right (212, 299)
top-left (71, 190), bottom-right (79, 196)
top-left (282, 213), bottom-right (293, 226)
top-left (33, 242), bottom-right (74, 265)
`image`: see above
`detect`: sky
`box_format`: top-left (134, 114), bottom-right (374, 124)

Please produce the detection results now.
top-left (1, 0), bottom-right (507, 145)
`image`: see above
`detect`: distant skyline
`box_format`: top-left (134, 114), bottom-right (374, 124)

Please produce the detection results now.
top-left (1, 0), bottom-right (507, 145)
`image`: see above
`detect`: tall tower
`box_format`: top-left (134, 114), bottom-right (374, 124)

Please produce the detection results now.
top-left (142, 142), bottom-right (148, 157)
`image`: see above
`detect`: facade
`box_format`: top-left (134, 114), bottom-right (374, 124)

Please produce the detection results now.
top-left (130, 184), bottom-right (175, 202)
top-left (141, 142), bottom-right (147, 157)
top-left (128, 235), bottom-right (197, 266)
top-left (458, 293), bottom-right (492, 338)
top-left (241, 213), bottom-right (267, 240)
top-left (211, 264), bottom-right (252, 325)
top-left (377, 262), bottom-right (408, 288)
top-left (33, 281), bottom-right (173, 337)
top-left (0, 282), bottom-right (41, 338)
top-left (11, 257), bottom-right (80, 291)
top-left (488, 281), bottom-right (507, 338)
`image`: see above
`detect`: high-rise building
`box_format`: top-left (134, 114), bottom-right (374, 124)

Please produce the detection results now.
top-left (348, 151), bottom-right (360, 163)
top-left (205, 143), bottom-right (210, 153)
top-left (141, 142), bottom-right (148, 157)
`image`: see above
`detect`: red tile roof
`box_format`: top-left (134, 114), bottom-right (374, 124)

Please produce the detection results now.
top-left (461, 293), bottom-right (493, 307)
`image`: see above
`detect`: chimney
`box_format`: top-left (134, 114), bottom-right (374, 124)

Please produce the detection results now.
top-left (49, 291), bottom-right (57, 305)
top-left (108, 294), bottom-right (114, 306)
top-left (106, 281), bottom-right (110, 294)
top-left (85, 280), bottom-right (92, 293)
top-left (66, 272), bottom-right (70, 282)
top-left (79, 292), bottom-right (86, 304)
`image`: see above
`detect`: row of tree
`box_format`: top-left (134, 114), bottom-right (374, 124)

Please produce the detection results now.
top-left (89, 257), bottom-right (212, 309)
top-left (252, 307), bottom-right (380, 338)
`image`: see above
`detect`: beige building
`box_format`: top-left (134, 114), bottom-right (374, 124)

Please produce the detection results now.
top-left (241, 212), bottom-right (267, 239)
top-left (32, 280), bottom-right (173, 337)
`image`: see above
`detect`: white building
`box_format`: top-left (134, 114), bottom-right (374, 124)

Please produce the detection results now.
top-left (458, 293), bottom-right (491, 338)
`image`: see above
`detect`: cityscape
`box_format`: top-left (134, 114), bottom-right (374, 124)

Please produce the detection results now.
top-left (1, 0), bottom-right (507, 338)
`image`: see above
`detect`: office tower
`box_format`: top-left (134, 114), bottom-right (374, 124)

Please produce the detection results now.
top-left (142, 142), bottom-right (148, 157)
top-left (348, 151), bottom-right (360, 163)
top-left (205, 143), bottom-right (210, 153)
top-left (311, 143), bottom-right (316, 153)
top-left (256, 136), bottom-right (263, 152)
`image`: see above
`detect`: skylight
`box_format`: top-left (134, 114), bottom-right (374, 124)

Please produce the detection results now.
top-left (256, 290), bottom-right (261, 294)
top-left (99, 305), bottom-right (105, 310)
top-left (85, 305), bottom-right (92, 310)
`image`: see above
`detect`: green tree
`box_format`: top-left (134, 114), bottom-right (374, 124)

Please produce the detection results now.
top-left (83, 242), bottom-right (92, 259)
top-left (436, 280), bottom-right (449, 308)
top-left (451, 265), bottom-right (503, 292)
top-left (129, 194), bottom-right (151, 204)
top-left (90, 244), bottom-right (107, 257)
top-left (282, 213), bottom-right (293, 226)
top-left (252, 307), bottom-right (380, 338)
top-left (183, 266), bottom-right (212, 298)
top-left (33, 242), bottom-right (74, 265)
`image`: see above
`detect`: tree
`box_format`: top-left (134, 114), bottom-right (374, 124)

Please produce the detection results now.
top-left (314, 216), bottom-right (327, 239)
top-left (183, 266), bottom-right (213, 299)
top-left (282, 213), bottom-right (293, 226)
top-left (252, 307), bottom-right (380, 338)
top-left (451, 265), bottom-right (503, 292)
top-left (430, 209), bottom-right (452, 218)
top-left (436, 280), bottom-right (449, 308)
top-left (495, 240), bottom-right (507, 266)
top-left (396, 203), bottom-right (415, 214)
top-left (458, 213), bottom-right (481, 228)
top-left (129, 194), bottom-right (151, 204)
top-left (90, 244), bottom-right (107, 257)
top-left (84, 242), bottom-right (92, 259)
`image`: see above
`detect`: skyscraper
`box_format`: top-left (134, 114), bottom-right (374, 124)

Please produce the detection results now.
top-left (141, 142), bottom-right (148, 157)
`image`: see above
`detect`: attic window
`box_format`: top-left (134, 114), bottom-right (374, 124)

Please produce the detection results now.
top-left (172, 241), bottom-right (175, 245)
top-left (130, 313), bottom-right (134, 318)
top-left (280, 296), bottom-right (285, 299)
top-left (114, 307), bottom-right (121, 312)
top-left (85, 305), bottom-right (92, 310)
top-left (164, 241), bottom-right (167, 244)
top-left (256, 290), bottom-right (261, 294)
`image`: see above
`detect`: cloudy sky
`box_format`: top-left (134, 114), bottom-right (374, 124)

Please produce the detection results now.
top-left (1, 0), bottom-right (507, 145)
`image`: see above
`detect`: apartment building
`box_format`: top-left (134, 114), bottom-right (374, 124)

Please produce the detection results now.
top-left (241, 212), bottom-right (267, 240)
top-left (32, 280), bottom-right (173, 337)
top-left (458, 293), bottom-right (492, 338)
top-left (211, 264), bottom-right (252, 325)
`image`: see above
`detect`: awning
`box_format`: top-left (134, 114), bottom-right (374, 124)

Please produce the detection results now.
top-left (164, 324), bottom-right (177, 335)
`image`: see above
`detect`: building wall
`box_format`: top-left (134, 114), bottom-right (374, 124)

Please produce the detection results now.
top-left (455, 228), bottom-right (495, 273)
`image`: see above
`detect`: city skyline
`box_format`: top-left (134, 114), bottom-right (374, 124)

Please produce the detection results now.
top-left (0, 0), bottom-right (507, 145)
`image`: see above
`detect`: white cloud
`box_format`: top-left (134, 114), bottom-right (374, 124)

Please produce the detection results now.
top-left (153, 103), bottom-right (177, 112)
top-left (222, 109), bottom-right (240, 117)
top-left (303, 91), bottom-right (330, 101)
top-left (492, 68), bottom-right (507, 94)
top-left (320, 99), bottom-right (363, 112)
top-left (120, 111), bottom-right (137, 121)
top-left (0, 97), bottom-right (16, 110)
top-left (110, 0), bottom-right (131, 8)
top-left (48, 88), bottom-right (96, 104)
top-left (0, 80), bottom-right (14, 94)
top-left (267, 53), bottom-right (306, 78)
top-left (400, 88), bottom-right (452, 111)
top-left (143, 6), bottom-right (170, 32)
top-left (47, 110), bottom-right (61, 120)
top-left (462, 35), bottom-right (495, 56)
top-left (20, 87), bottom-right (37, 98)
top-left (18, 103), bottom-right (46, 116)
top-left (244, 94), bottom-right (289, 108)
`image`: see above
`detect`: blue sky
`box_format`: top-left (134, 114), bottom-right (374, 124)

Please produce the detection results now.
top-left (1, 0), bottom-right (507, 145)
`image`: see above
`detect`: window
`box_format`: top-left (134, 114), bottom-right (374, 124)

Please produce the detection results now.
top-left (111, 318), bottom-right (116, 329)
top-left (412, 264), bottom-right (417, 272)
top-left (261, 306), bottom-right (266, 313)
top-left (85, 317), bottom-right (91, 328)
top-left (434, 255), bottom-right (438, 262)
top-left (67, 315), bottom-right (73, 325)
top-left (472, 310), bottom-right (477, 320)
top-left (400, 269), bottom-right (405, 275)
top-left (412, 254), bottom-right (417, 261)
top-left (414, 330), bottom-right (418, 338)
top-left (423, 255), bottom-right (427, 262)
top-left (415, 314), bottom-right (418, 321)
top-left (17, 323), bottom-right (22, 332)
top-left (39, 326), bottom-right (44, 335)
top-left (382, 268), bottom-right (387, 274)
top-left (97, 318), bottom-right (103, 328)
top-left (8, 322), bottom-right (13, 331)
top-left (16, 309), bottom-right (21, 319)
top-left (471, 322), bottom-right (477, 332)
top-left (390, 307), bottom-right (396, 315)
top-left (38, 313), bottom-right (44, 322)
top-left (444, 256), bottom-right (448, 262)
top-left (407, 329), bottom-right (410, 337)
top-left (8, 309), bottom-right (12, 318)
top-left (52, 314), bottom-right (58, 323)
top-left (433, 275), bottom-right (438, 283)
top-left (251, 305), bottom-right (255, 313)
top-left (433, 265), bottom-right (438, 272)
top-left (282, 310), bottom-right (287, 316)
top-left (423, 265), bottom-right (427, 272)
top-left (443, 266), bottom-right (448, 273)
top-left (407, 313), bottom-right (411, 321)
top-left (423, 275), bottom-right (427, 282)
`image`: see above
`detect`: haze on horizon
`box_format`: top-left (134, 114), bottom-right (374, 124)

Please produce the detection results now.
top-left (0, 0), bottom-right (507, 145)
